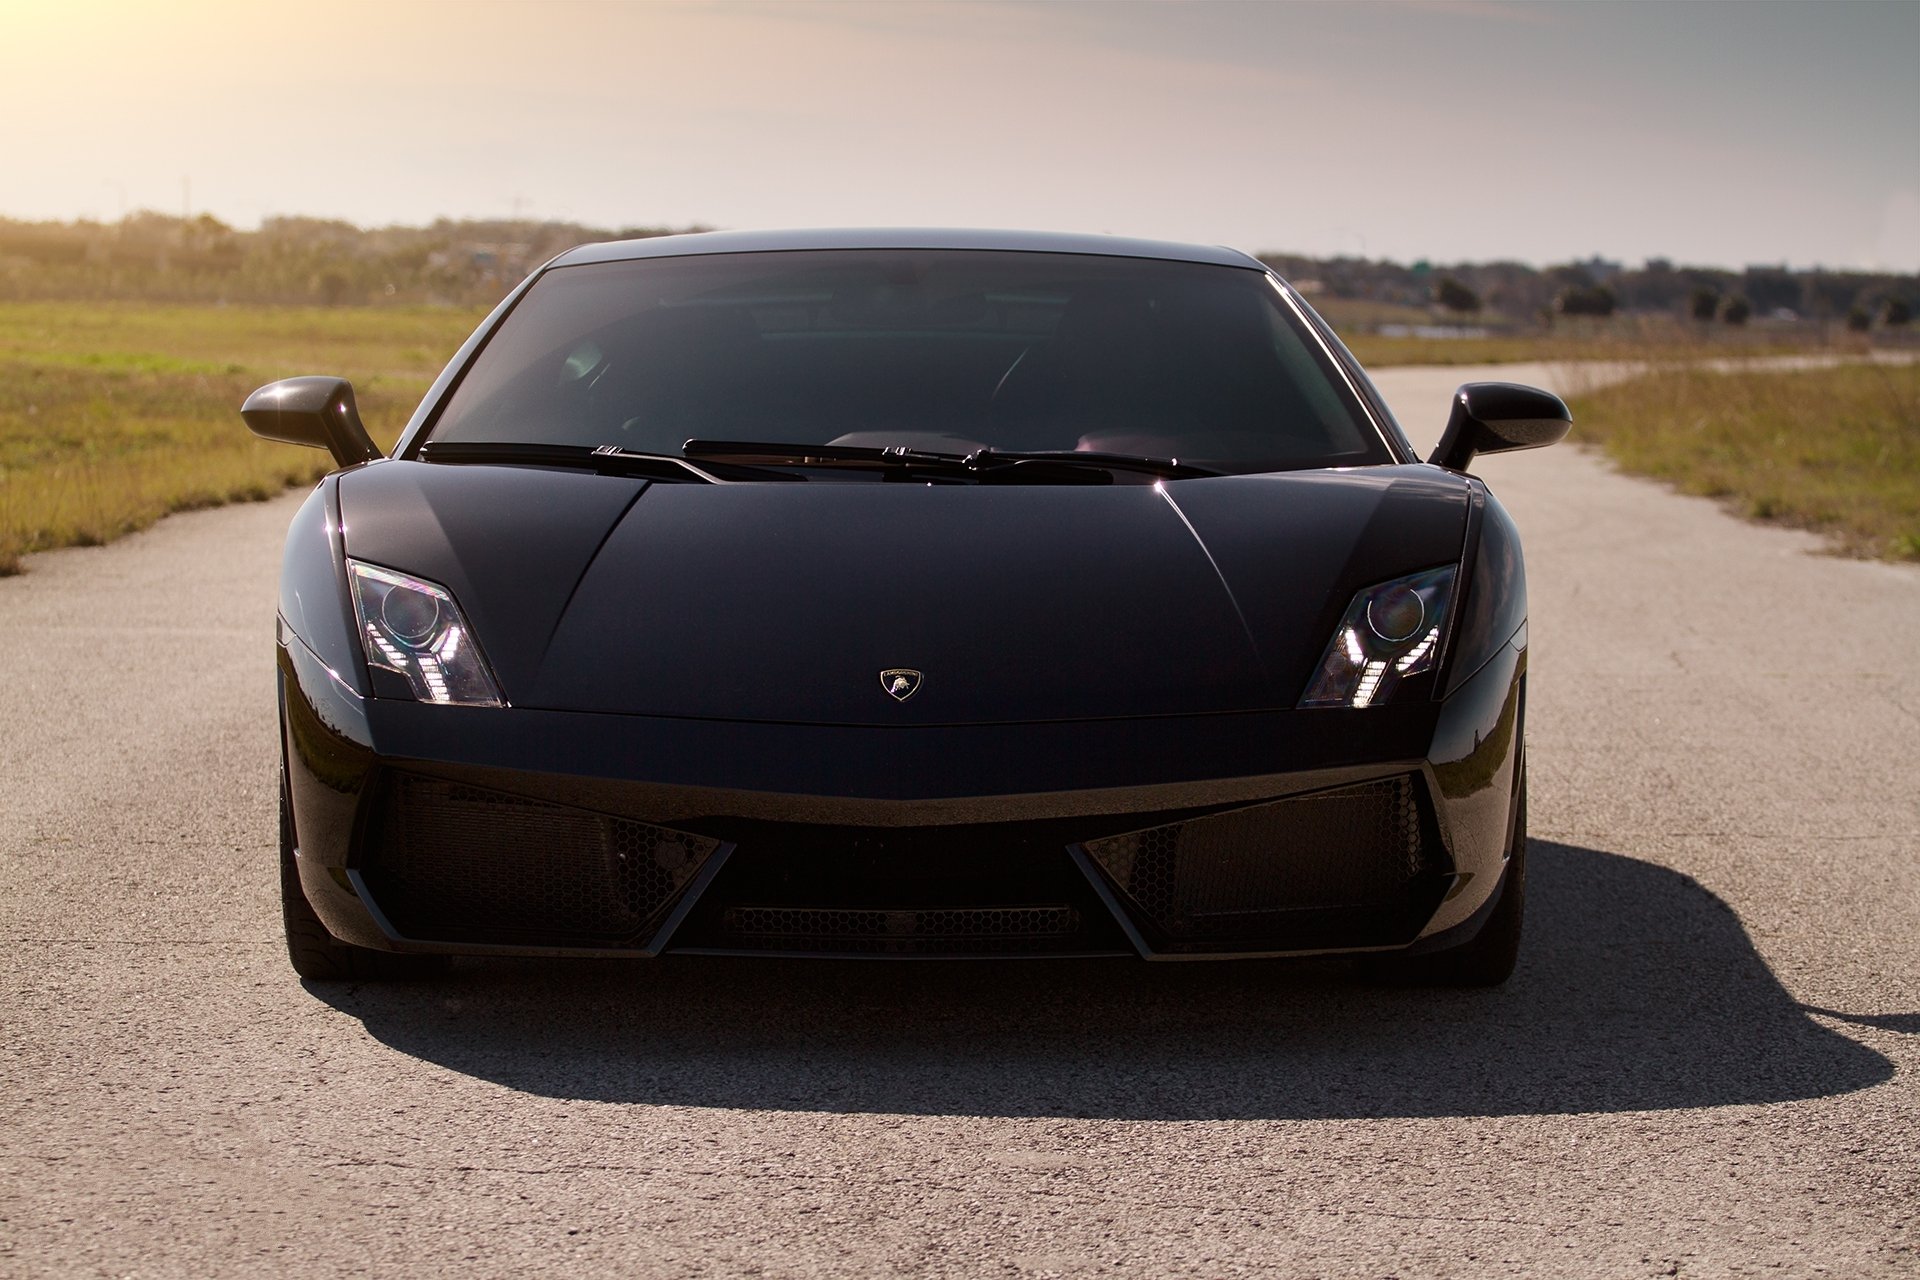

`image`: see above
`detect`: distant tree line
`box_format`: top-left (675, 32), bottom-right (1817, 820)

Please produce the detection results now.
top-left (1, 212), bottom-right (1915, 332)
top-left (1259, 250), bottom-right (1919, 333)
top-left (0, 212), bottom-right (709, 305)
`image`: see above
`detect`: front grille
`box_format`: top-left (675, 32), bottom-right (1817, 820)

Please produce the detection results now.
top-left (1081, 775), bottom-right (1445, 951)
top-left (720, 904), bottom-right (1082, 954)
top-left (357, 773), bottom-right (721, 948)
top-left (351, 772), bottom-right (1443, 956)
top-left (675, 821), bottom-right (1126, 956)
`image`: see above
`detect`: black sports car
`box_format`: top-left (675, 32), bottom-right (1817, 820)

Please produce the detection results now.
top-left (245, 229), bottom-right (1568, 984)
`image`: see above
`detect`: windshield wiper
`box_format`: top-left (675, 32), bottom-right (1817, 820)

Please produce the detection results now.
top-left (416, 441), bottom-right (792, 484)
top-left (681, 440), bottom-right (1221, 482)
top-left (681, 440), bottom-right (973, 473)
top-left (961, 448), bottom-right (1222, 480)
top-left (419, 439), bottom-right (1222, 485)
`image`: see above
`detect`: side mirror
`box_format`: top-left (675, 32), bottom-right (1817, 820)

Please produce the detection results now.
top-left (242, 376), bottom-right (382, 469)
top-left (1427, 382), bottom-right (1571, 473)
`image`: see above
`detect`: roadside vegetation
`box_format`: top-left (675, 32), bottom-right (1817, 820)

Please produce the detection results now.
top-left (1331, 304), bottom-right (1885, 369)
top-left (1567, 360), bottom-right (1920, 562)
top-left (0, 303), bottom-right (483, 574)
top-left (1343, 330), bottom-right (1836, 368)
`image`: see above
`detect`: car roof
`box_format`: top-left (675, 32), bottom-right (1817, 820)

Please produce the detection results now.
top-left (550, 227), bottom-right (1269, 271)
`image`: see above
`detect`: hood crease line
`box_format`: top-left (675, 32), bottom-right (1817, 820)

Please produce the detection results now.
top-left (1155, 485), bottom-right (1273, 690)
top-left (533, 480), bottom-right (653, 676)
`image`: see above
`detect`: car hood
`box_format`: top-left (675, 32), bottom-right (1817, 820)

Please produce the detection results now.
top-left (336, 462), bottom-right (1471, 725)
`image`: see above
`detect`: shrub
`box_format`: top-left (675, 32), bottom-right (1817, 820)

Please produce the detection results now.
top-left (1557, 285), bottom-right (1616, 318)
top-left (1434, 276), bottom-right (1481, 313)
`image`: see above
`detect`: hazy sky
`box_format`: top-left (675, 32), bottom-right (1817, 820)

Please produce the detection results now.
top-left (3, 0), bottom-right (1916, 270)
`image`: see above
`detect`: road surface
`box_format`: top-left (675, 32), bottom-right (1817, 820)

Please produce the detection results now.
top-left (2, 364), bottom-right (1915, 1276)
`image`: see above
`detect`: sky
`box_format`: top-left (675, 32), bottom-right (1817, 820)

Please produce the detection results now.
top-left (2, 0), bottom-right (1916, 271)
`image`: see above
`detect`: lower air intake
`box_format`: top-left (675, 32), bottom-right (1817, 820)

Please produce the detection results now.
top-left (1080, 775), bottom-right (1444, 952)
top-left (675, 821), bottom-right (1125, 955)
top-left (358, 773), bottom-right (720, 948)
top-left (720, 904), bottom-right (1082, 954)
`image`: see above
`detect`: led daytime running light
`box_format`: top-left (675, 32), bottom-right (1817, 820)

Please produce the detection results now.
top-left (347, 560), bottom-right (505, 706)
top-left (1300, 565), bottom-right (1456, 708)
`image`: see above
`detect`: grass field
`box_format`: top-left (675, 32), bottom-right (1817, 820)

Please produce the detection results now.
top-left (0, 303), bottom-right (486, 573)
top-left (1568, 360), bottom-right (1920, 561)
top-left (1, 301), bottom-right (1912, 574)
top-left (1344, 333), bottom-right (1639, 367)
top-left (1341, 324), bottom-right (1862, 370)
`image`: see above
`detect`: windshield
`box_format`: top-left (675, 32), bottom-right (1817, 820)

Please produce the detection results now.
top-left (424, 249), bottom-right (1391, 474)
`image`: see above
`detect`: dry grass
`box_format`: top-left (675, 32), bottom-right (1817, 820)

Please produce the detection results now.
top-left (0, 302), bottom-right (485, 574)
top-left (1344, 334), bottom-right (1601, 366)
top-left (1567, 361), bottom-right (1920, 561)
top-left (1343, 321), bottom-right (1856, 369)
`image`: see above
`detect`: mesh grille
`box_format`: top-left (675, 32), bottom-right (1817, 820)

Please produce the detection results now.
top-left (359, 773), bottom-right (720, 947)
top-left (678, 820), bottom-right (1120, 955)
top-left (1081, 776), bottom-right (1437, 945)
top-left (720, 904), bottom-right (1082, 954)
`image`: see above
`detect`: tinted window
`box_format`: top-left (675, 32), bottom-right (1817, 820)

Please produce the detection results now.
top-left (428, 249), bottom-right (1388, 472)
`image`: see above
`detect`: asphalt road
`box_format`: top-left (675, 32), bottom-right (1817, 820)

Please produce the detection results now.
top-left (3, 363), bottom-right (1915, 1277)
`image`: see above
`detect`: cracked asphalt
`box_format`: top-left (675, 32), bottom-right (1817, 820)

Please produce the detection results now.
top-left (2, 363), bottom-right (1915, 1277)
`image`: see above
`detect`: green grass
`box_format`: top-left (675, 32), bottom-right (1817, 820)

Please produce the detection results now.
top-left (0, 302), bottom-right (485, 574)
top-left (1568, 361), bottom-right (1920, 561)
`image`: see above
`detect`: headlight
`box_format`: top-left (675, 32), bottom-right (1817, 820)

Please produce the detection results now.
top-left (347, 560), bottom-right (505, 706)
top-left (1300, 565), bottom-right (1456, 708)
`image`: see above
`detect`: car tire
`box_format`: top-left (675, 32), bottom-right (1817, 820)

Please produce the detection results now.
top-left (1366, 768), bottom-right (1526, 988)
top-left (279, 773), bottom-right (448, 982)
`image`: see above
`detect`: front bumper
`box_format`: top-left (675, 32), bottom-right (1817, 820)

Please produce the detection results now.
top-left (279, 631), bottom-right (1525, 960)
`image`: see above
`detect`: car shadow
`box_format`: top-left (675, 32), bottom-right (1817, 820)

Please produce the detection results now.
top-left (310, 841), bottom-right (1894, 1120)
